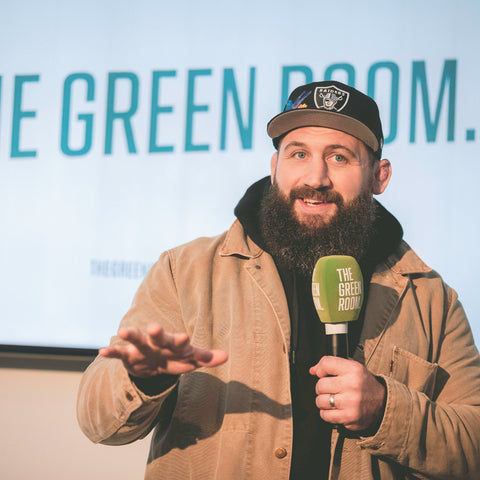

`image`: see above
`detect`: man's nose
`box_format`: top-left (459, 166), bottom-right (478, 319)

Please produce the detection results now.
top-left (304, 159), bottom-right (332, 190)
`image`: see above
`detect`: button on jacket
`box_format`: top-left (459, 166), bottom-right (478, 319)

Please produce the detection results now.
top-left (77, 219), bottom-right (480, 480)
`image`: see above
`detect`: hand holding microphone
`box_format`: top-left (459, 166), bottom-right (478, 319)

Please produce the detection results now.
top-left (310, 255), bottom-right (386, 432)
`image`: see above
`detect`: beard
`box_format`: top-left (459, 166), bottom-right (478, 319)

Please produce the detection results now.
top-left (259, 182), bottom-right (377, 277)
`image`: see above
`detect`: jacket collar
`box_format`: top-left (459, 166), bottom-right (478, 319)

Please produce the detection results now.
top-left (381, 240), bottom-right (432, 276)
top-left (220, 219), bottom-right (263, 259)
top-left (220, 220), bottom-right (432, 282)
top-left (219, 219), bottom-right (431, 274)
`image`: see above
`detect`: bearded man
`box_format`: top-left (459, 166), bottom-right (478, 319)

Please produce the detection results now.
top-left (77, 81), bottom-right (480, 480)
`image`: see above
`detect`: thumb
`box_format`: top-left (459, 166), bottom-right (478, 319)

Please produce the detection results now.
top-left (309, 361), bottom-right (321, 376)
top-left (195, 348), bottom-right (228, 368)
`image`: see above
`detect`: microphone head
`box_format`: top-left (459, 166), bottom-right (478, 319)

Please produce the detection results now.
top-left (311, 255), bottom-right (364, 324)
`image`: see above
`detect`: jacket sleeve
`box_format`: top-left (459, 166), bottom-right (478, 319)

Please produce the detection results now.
top-left (359, 286), bottom-right (480, 479)
top-left (76, 250), bottom-right (184, 445)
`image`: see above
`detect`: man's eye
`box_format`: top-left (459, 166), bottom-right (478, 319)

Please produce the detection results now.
top-left (332, 154), bottom-right (345, 163)
top-left (295, 151), bottom-right (307, 159)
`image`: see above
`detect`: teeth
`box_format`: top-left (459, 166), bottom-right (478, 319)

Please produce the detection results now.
top-left (304, 199), bottom-right (324, 205)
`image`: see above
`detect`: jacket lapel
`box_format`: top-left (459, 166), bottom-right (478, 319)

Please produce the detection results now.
top-left (354, 240), bottom-right (432, 370)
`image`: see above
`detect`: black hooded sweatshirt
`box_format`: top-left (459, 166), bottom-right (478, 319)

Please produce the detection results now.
top-left (234, 177), bottom-right (403, 480)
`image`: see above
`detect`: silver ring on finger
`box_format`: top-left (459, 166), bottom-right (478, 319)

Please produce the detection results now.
top-left (329, 394), bottom-right (336, 408)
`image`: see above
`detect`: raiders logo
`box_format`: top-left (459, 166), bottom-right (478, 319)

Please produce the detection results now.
top-left (314, 85), bottom-right (350, 112)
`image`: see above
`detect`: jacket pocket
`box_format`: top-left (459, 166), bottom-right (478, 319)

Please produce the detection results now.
top-left (390, 346), bottom-right (438, 398)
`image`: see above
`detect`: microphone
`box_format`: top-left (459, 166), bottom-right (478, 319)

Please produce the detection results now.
top-left (311, 255), bottom-right (364, 358)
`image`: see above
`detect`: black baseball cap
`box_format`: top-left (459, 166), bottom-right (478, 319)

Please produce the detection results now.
top-left (267, 81), bottom-right (384, 158)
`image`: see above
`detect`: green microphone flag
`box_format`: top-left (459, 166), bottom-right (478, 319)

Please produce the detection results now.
top-left (312, 255), bottom-right (364, 357)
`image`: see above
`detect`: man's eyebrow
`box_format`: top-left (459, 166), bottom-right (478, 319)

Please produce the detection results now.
top-left (327, 144), bottom-right (359, 157)
top-left (283, 141), bottom-right (359, 158)
top-left (283, 141), bottom-right (308, 150)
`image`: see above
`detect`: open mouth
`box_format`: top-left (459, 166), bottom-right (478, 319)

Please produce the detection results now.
top-left (289, 187), bottom-right (342, 211)
top-left (302, 198), bottom-right (331, 206)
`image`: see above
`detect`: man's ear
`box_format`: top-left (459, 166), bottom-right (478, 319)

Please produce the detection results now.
top-left (270, 152), bottom-right (278, 184)
top-left (372, 159), bottom-right (392, 195)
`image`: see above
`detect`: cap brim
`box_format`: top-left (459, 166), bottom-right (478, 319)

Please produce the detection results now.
top-left (267, 110), bottom-right (379, 153)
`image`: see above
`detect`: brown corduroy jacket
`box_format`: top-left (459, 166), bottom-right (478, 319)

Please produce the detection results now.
top-left (77, 219), bottom-right (480, 479)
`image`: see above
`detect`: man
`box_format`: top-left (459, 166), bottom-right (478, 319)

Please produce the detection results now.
top-left (77, 81), bottom-right (480, 479)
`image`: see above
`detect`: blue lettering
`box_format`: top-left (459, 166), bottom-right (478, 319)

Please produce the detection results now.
top-left (0, 76), bottom-right (2, 151)
top-left (61, 73), bottom-right (95, 156)
top-left (466, 129), bottom-right (476, 142)
top-left (410, 60), bottom-right (457, 143)
top-left (324, 63), bottom-right (355, 86)
top-left (149, 70), bottom-right (176, 153)
top-left (220, 68), bottom-right (256, 150)
top-left (105, 72), bottom-right (139, 154)
top-left (185, 69), bottom-right (212, 152)
top-left (281, 66), bottom-right (313, 108)
top-left (11, 75), bottom-right (39, 158)
top-left (367, 62), bottom-right (400, 144)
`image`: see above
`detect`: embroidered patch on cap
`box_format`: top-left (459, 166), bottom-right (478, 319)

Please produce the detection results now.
top-left (285, 89), bottom-right (312, 111)
top-left (314, 85), bottom-right (350, 112)
top-left (267, 80), bottom-right (384, 157)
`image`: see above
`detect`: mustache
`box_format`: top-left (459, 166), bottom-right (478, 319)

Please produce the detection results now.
top-left (288, 186), bottom-right (344, 205)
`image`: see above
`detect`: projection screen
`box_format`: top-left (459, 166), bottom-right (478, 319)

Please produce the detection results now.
top-left (0, 0), bottom-right (479, 351)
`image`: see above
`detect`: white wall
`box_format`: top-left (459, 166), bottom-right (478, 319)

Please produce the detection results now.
top-left (1, 367), bottom-right (151, 480)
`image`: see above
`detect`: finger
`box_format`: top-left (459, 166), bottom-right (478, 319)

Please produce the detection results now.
top-left (319, 408), bottom-right (344, 426)
top-left (193, 348), bottom-right (228, 367)
top-left (118, 327), bottom-right (143, 344)
top-left (316, 393), bottom-right (341, 411)
top-left (118, 327), bottom-right (153, 354)
top-left (310, 356), bottom-right (337, 378)
top-left (310, 356), bottom-right (352, 378)
top-left (99, 345), bottom-right (129, 361)
top-left (99, 346), bottom-right (114, 357)
top-left (314, 376), bottom-right (340, 395)
top-left (148, 326), bottom-right (190, 351)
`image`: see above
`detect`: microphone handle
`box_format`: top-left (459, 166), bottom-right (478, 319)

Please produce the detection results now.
top-left (326, 333), bottom-right (348, 358)
top-left (325, 323), bottom-right (349, 358)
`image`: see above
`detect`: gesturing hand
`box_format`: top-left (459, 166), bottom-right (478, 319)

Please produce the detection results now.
top-left (99, 325), bottom-right (228, 378)
top-left (309, 356), bottom-right (386, 432)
